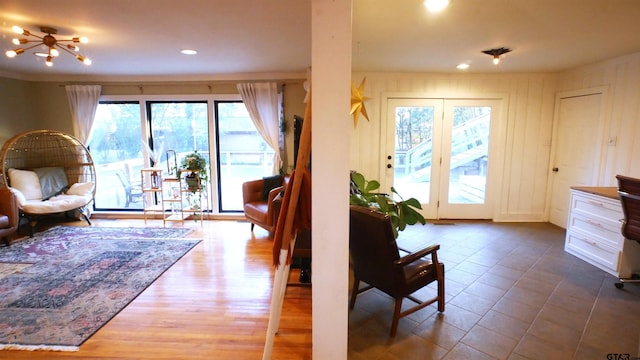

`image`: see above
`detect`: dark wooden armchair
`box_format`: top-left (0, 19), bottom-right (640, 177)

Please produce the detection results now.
top-left (615, 174), bottom-right (640, 289)
top-left (0, 187), bottom-right (19, 246)
top-left (349, 205), bottom-right (444, 336)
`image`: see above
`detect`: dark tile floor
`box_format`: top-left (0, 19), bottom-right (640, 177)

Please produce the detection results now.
top-left (348, 221), bottom-right (640, 359)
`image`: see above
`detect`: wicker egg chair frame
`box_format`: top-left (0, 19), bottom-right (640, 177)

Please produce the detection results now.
top-left (0, 130), bottom-right (96, 234)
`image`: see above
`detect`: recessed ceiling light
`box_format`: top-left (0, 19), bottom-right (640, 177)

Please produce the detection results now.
top-left (424, 0), bottom-right (450, 12)
top-left (456, 63), bottom-right (469, 70)
top-left (181, 49), bottom-right (197, 55)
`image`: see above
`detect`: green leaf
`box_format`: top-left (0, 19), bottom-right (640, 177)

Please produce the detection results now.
top-left (364, 179), bottom-right (380, 193)
top-left (352, 172), bottom-right (366, 191)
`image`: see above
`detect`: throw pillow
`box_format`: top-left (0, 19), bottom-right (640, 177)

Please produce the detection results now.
top-left (262, 174), bottom-right (283, 201)
top-left (7, 168), bottom-right (43, 201)
top-left (66, 181), bottom-right (95, 197)
top-left (34, 167), bottom-right (70, 201)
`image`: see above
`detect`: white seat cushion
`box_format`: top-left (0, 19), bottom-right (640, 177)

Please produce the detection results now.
top-left (20, 194), bottom-right (92, 215)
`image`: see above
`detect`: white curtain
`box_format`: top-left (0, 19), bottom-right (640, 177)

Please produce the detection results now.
top-left (237, 82), bottom-right (283, 174)
top-left (65, 85), bottom-right (101, 144)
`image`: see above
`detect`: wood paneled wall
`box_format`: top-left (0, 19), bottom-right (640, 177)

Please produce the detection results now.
top-left (558, 51), bottom-right (640, 184)
top-left (350, 71), bottom-right (558, 221)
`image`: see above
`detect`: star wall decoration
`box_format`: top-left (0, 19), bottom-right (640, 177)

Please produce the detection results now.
top-left (350, 77), bottom-right (370, 128)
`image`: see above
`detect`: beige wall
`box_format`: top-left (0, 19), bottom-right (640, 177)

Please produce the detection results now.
top-left (2, 51), bottom-right (639, 222)
top-left (0, 78), bottom-right (307, 171)
top-left (0, 77), bottom-right (39, 145)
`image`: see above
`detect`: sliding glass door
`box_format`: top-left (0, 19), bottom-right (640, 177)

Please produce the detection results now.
top-left (215, 101), bottom-right (275, 212)
top-left (90, 97), bottom-right (275, 213)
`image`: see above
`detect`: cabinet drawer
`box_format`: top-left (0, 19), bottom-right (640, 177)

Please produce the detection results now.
top-left (567, 212), bottom-right (623, 248)
top-left (565, 230), bottom-right (619, 271)
top-left (571, 191), bottom-right (622, 222)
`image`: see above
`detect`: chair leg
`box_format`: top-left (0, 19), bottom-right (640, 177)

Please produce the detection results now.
top-left (250, 223), bottom-right (255, 231)
top-left (349, 279), bottom-right (360, 309)
top-left (390, 298), bottom-right (403, 337)
top-left (437, 272), bottom-right (445, 312)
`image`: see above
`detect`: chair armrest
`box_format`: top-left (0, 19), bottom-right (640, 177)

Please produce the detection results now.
top-left (0, 187), bottom-right (19, 227)
top-left (266, 185), bottom-right (285, 222)
top-left (267, 185), bottom-right (284, 203)
top-left (394, 244), bottom-right (440, 267)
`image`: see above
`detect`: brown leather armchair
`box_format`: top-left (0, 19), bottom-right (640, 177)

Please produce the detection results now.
top-left (0, 187), bottom-right (19, 245)
top-left (242, 176), bottom-right (288, 234)
top-left (349, 205), bottom-right (444, 337)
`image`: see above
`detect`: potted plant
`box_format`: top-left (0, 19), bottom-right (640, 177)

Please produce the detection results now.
top-left (181, 151), bottom-right (209, 192)
top-left (349, 171), bottom-right (426, 238)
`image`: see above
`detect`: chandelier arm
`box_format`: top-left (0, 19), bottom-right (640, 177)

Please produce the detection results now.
top-left (25, 33), bottom-right (44, 40)
top-left (55, 44), bottom-right (88, 63)
top-left (21, 43), bottom-right (43, 52)
top-left (55, 44), bottom-right (80, 57)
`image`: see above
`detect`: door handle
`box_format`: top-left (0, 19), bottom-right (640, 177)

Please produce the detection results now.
top-left (552, 167), bottom-right (559, 172)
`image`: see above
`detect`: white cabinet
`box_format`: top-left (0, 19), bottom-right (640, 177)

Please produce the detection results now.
top-left (565, 188), bottom-right (640, 277)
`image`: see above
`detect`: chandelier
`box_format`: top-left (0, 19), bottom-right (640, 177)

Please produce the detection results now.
top-left (5, 26), bottom-right (91, 67)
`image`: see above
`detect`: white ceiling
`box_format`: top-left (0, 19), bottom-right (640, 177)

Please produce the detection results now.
top-left (1, 0), bottom-right (639, 82)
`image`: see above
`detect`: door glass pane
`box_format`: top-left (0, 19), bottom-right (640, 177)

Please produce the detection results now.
top-left (149, 101), bottom-right (211, 210)
top-left (393, 106), bottom-right (434, 204)
top-left (448, 106), bottom-right (491, 204)
top-left (89, 102), bottom-right (144, 210)
top-left (216, 101), bottom-right (275, 212)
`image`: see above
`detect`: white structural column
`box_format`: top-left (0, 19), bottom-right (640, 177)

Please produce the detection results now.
top-left (312, 0), bottom-right (352, 359)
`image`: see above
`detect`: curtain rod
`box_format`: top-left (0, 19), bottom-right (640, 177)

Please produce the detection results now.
top-left (57, 79), bottom-right (304, 88)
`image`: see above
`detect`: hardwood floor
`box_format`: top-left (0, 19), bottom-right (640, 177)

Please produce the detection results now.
top-left (3, 218), bottom-right (639, 359)
top-left (0, 219), bottom-right (312, 360)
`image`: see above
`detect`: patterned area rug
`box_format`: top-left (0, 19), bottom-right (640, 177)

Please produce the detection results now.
top-left (0, 226), bottom-right (200, 351)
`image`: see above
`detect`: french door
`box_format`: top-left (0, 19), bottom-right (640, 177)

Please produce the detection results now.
top-left (384, 98), bottom-right (501, 219)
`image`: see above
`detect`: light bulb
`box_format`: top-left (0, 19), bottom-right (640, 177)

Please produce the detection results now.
top-left (11, 25), bottom-right (23, 34)
top-left (76, 55), bottom-right (92, 65)
top-left (493, 56), bottom-right (500, 65)
top-left (424, 0), bottom-right (449, 12)
top-left (45, 56), bottom-right (53, 67)
top-left (6, 48), bottom-right (24, 58)
top-left (50, 48), bottom-right (59, 57)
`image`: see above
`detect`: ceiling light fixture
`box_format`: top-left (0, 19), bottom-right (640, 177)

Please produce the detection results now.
top-left (5, 26), bottom-right (91, 66)
top-left (424, 0), bottom-right (450, 12)
top-left (482, 47), bottom-right (511, 65)
top-left (181, 49), bottom-right (198, 55)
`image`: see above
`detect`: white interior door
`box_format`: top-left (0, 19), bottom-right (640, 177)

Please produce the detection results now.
top-left (549, 91), bottom-right (605, 228)
top-left (384, 98), bottom-right (500, 220)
